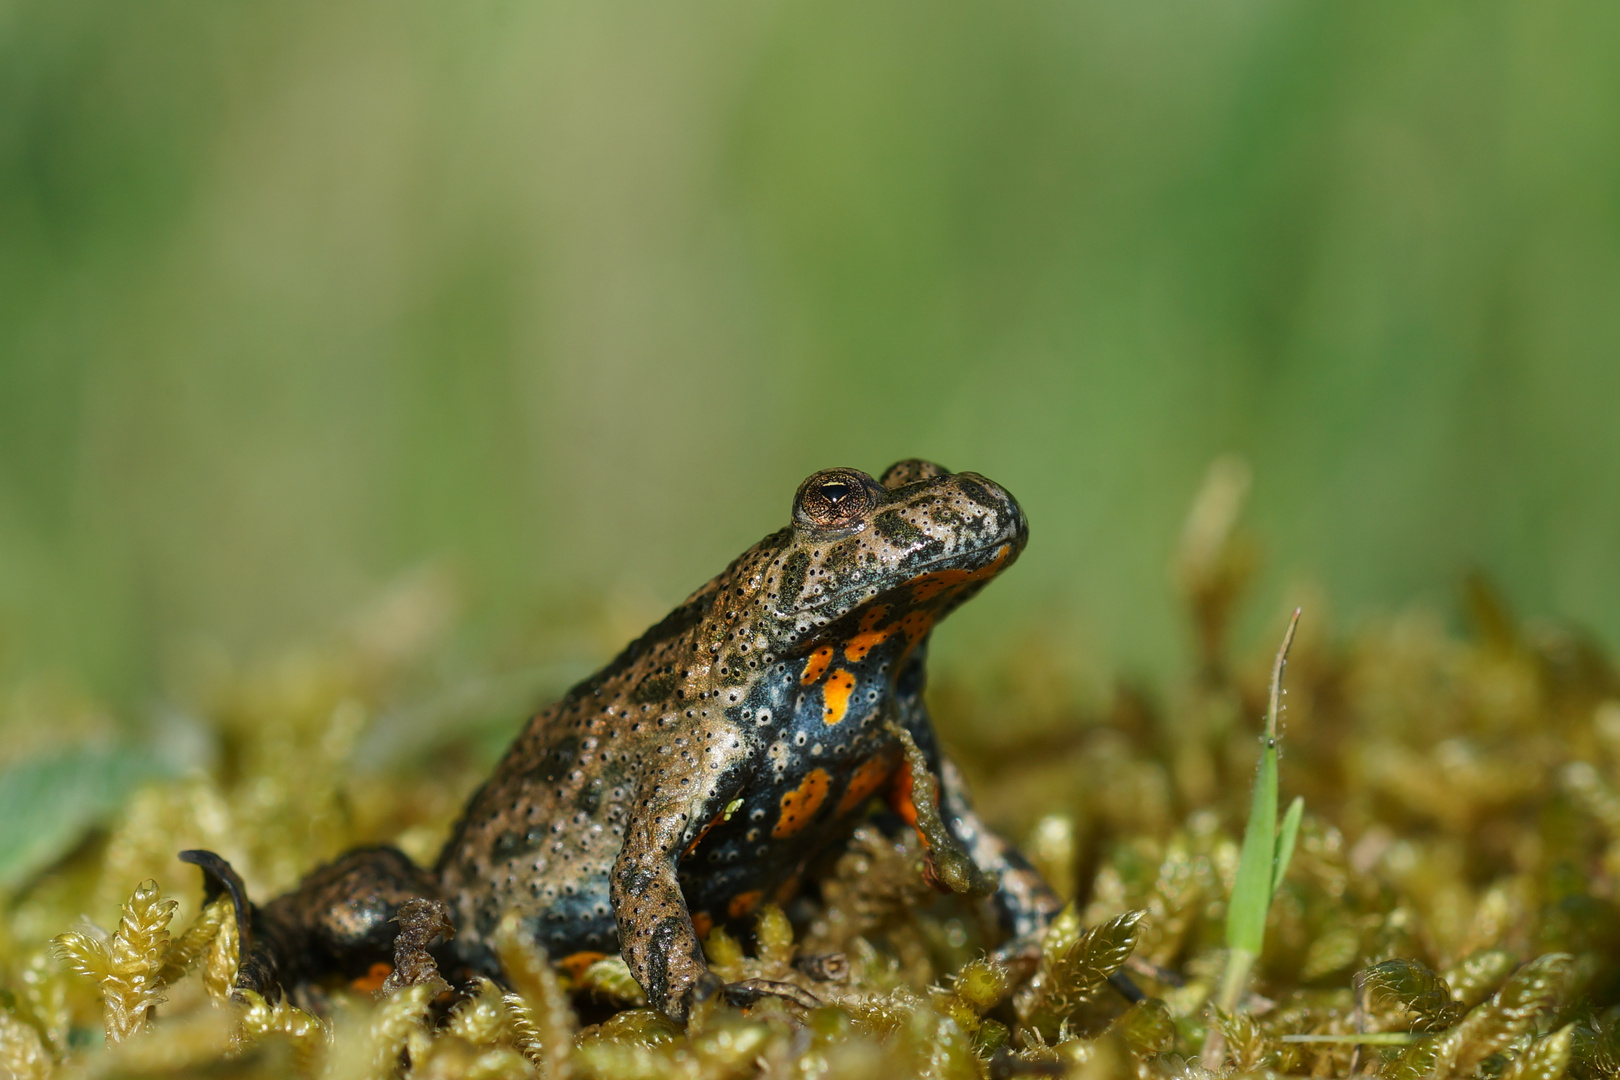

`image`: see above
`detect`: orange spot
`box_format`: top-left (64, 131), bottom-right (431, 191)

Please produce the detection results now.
top-left (558, 951), bottom-right (607, 981)
top-left (843, 605), bottom-right (897, 663)
top-left (898, 610), bottom-right (936, 645)
top-left (773, 874), bottom-right (802, 905)
top-left (838, 750), bottom-right (898, 813)
top-left (773, 768), bottom-right (831, 838)
top-left (691, 911), bottom-right (714, 939)
top-left (727, 890), bottom-right (764, 919)
top-left (844, 629), bottom-right (898, 664)
top-left (888, 765), bottom-right (930, 849)
top-left (908, 545), bottom-right (1011, 603)
top-left (351, 962), bottom-right (392, 993)
top-left (822, 668), bottom-right (857, 724)
top-left (682, 808), bottom-right (727, 858)
top-left (800, 645), bottom-right (834, 685)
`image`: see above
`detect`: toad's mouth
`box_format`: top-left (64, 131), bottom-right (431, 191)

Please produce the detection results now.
top-left (773, 542), bottom-right (1015, 622)
top-left (901, 541), bottom-right (1012, 582)
top-left (897, 542), bottom-right (1013, 601)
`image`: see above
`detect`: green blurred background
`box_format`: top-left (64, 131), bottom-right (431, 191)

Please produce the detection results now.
top-left (3, 0), bottom-right (1619, 711)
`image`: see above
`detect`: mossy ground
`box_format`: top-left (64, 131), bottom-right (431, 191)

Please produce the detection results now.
top-left (3, 474), bottom-right (1620, 1079)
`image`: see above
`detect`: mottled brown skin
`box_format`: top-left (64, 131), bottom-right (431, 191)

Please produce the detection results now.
top-left (186, 460), bottom-right (1062, 1021)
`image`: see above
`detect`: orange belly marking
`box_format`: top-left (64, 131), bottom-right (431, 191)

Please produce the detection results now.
top-left (908, 545), bottom-right (1010, 603)
top-left (351, 961), bottom-right (393, 993)
top-left (898, 610), bottom-right (936, 645)
top-left (773, 768), bottom-right (831, 838)
top-left (822, 668), bottom-right (858, 724)
top-left (801, 645), bottom-right (835, 685)
top-left (773, 874), bottom-right (802, 905)
top-left (838, 751), bottom-right (898, 814)
top-left (844, 626), bottom-right (897, 663)
top-left (691, 911), bottom-right (714, 940)
top-left (558, 951), bottom-right (606, 981)
top-left (888, 765), bottom-right (930, 849)
top-left (842, 605), bottom-right (895, 663)
top-left (727, 890), bottom-right (764, 919)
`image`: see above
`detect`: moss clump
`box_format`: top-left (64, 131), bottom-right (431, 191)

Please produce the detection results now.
top-left (3, 469), bottom-right (1620, 1078)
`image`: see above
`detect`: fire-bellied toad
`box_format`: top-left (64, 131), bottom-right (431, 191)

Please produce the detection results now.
top-left (184, 459), bottom-right (1063, 1021)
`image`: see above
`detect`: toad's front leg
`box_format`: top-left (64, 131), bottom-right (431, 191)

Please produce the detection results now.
top-left (610, 798), bottom-right (720, 1020)
top-left (610, 741), bottom-right (821, 1022)
top-left (609, 734), bottom-right (760, 1021)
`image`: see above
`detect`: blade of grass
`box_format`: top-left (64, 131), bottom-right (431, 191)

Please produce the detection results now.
top-left (1224, 730), bottom-right (1279, 961)
top-left (1273, 795), bottom-right (1304, 896)
top-left (1279, 1034), bottom-right (1423, 1045)
top-left (1203, 608), bottom-right (1301, 1068)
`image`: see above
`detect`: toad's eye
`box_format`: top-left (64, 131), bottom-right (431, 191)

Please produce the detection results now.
top-left (793, 468), bottom-right (878, 530)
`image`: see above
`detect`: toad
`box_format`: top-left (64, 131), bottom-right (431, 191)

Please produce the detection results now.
top-left (185, 459), bottom-right (1065, 1021)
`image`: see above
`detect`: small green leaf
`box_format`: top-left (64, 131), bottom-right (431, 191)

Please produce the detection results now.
top-left (1280, 1033), bottom-right (1423, 1045)
top-left (0, 744), bottom-right (158, 892)
top-left (1213, 608), bottom-right (1299, 1017)
top-left (1226, 742), bottom-right (1279, 957)
top-left (1272, 795), bottom-right (1303, 897)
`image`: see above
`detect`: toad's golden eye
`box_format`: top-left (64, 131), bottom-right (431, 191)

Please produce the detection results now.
top-left (793, 468), bottom-right (879, 530)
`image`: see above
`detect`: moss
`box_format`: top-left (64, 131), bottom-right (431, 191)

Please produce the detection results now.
top-left (4, 479), bottom-right (1620, 1078)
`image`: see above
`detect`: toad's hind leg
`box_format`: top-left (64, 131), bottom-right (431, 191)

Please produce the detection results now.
top-left (181, 849), bottom-right (290, 998)
top-left (932, 760), bottom-right (1143, 1003)
top-left (928, 757), bottom-right (1064, 946)
top-left (182, 846), bottom-right (446, 1001)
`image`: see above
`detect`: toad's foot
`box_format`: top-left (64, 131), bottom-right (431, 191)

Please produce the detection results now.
top-left (718, 978), bottom-right (822, 1012)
